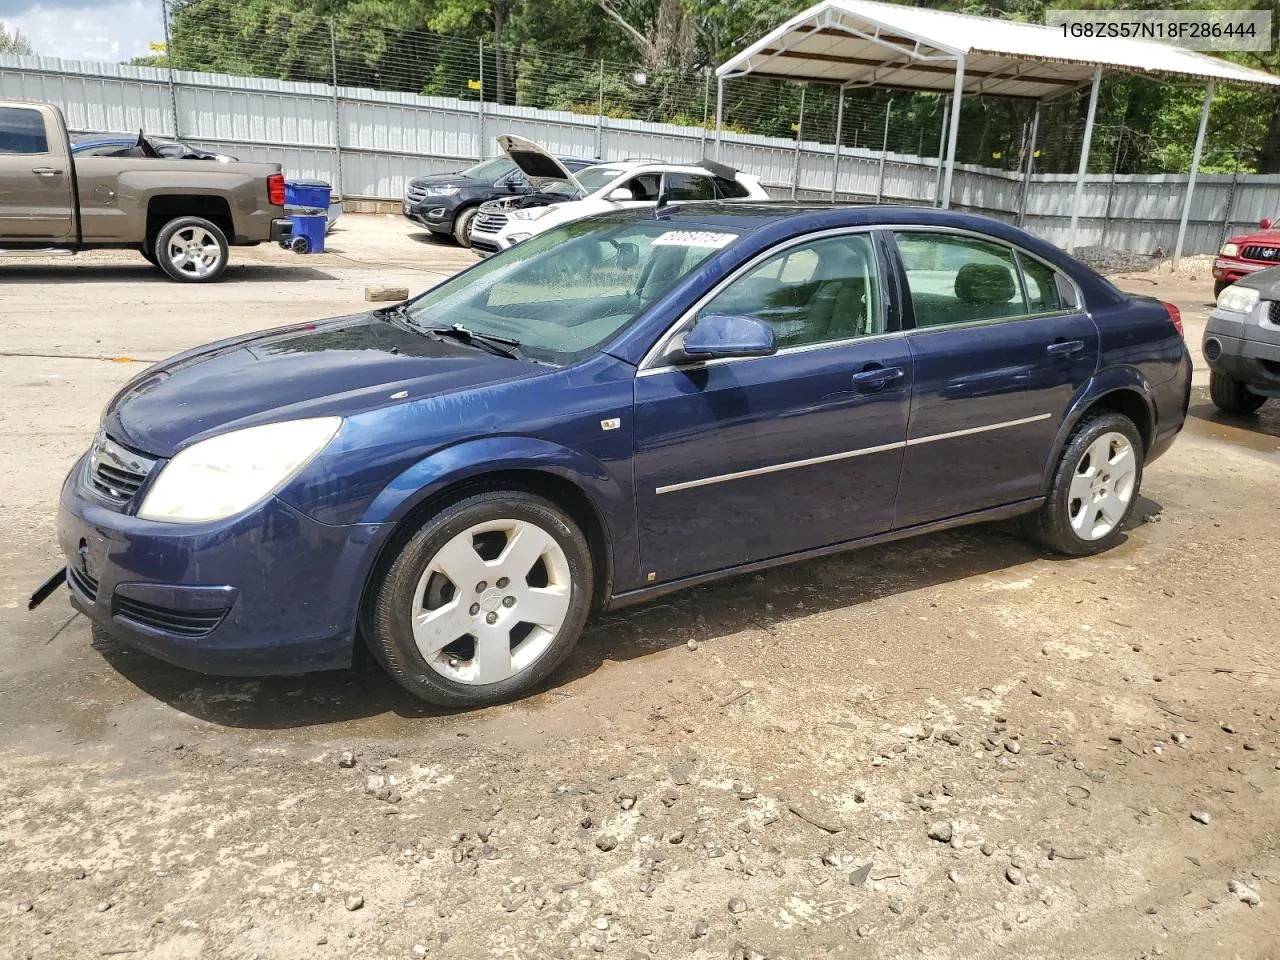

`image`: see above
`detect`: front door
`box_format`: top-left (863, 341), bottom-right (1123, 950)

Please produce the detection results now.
top-left (0, 105), bottom-right (74, 241)
top-left (889, 230), bottom-right (1100, 527)
top-left (632, 231), bottom-right (912, 584)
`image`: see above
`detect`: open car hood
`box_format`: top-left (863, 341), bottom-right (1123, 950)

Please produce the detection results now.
top-left (497, 134), bottom-right (584, 195)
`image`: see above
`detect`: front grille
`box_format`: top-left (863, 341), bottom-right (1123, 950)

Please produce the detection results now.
top-left (86, 433), bottom-right (155, 505)
top-left (473, 212), bottom-right (509, 234)
top-left (405, 183), bottom-right (427, 205)
top-left (114, 596), bottom-right (229, 638)
top-left (1268, 300), bottom-right (1280, 325)
top-left (67, 565), bottom-right (99, 601)
top-left (1240, 244), bottom-right (1280, 263)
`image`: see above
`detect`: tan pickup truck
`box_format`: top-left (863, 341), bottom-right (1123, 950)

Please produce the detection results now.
top-left (0, 100), bottom-right (291, 282)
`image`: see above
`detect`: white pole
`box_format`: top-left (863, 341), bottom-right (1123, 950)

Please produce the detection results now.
top-left (831, 85), bottom-right (845, 203)
top-left (714, 76), bottom-right (725, 158)
top-left (791, 85), bottom-right (806, 200)
top-left (876, 96), bottom-right (892, 203)
top-left (1067, 67), bottom-right (1103, 254)
top-left (1173, 80), bottom-right (1214, 269)
top-left (941, 56), bottom-right (965, 209)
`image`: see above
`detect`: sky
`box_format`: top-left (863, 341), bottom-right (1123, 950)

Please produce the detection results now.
top-left (1, 0), bottom-right (164, 62)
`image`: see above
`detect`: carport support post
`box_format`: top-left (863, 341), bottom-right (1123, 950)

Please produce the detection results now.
top-left (933, 96), bottom-right (949, 206)
top-left (699, 68), bottom-right (711, 158)
top-left (1067, 67), bottom-right (1103, 254)
top-left (329, 19), bottom-right (342, 198)
top-left (1173, 80), bottom-right (1214, 270)
top-left (791, 85), bottom-right (806, 200)
top-left (595, 59), bottom-right (605, 158)
top-left (1017, 103), bottom-right (1040, 228)
top-left (830, 84), bottom-right (845, 203)
top-left (477, 40), bottom-right (486, 159)
top-left (940, 55), bottom-right (965, 209)
top-left (875, 96), bottom-right (892, 203)
top-left (714, 76), bottom-right (725, 158)
top-left (160, 0), bottom-right (180, 138)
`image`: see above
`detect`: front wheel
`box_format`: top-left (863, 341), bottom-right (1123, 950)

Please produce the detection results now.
top-left (1209, 370), bottom-right (1266, 414)
top-left (452, 207), bottom-right (478, 246)
top-left (154, 216), bottom-right (229, 282)
top-left (1023, 412), bottom-right (1144, 557)
top-left (366, 489), bottom-right (594, 707)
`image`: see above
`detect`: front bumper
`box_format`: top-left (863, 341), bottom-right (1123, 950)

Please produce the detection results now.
top-left (402, 200), bottom-right (454, 232)
top-left (1212, 258), bottom-right (1271, 282)
top-left (269, 218), bottom-right (293, 242)
top-left (57, 458), bottom-right (380, 676)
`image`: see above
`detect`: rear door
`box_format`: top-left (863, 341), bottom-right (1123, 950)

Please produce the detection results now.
top-left (0, 104), bottom-right (75, 241)
top-left (889, 229), bottom-right (1099, 527)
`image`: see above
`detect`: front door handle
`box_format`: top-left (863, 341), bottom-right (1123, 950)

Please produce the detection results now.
top-left (851, 365), bottom-right (904, 390)
top-left (1046, 339), bottom-right (1085, 357)
top-left (31, 167), bottom-right (63, 177)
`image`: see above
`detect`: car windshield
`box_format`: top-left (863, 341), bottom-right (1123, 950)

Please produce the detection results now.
top-left (403, 218), bottom-right (739, 364)
top-left (541, 166), bottom-right (627, 199)
top-left (460, 157), bottom-right (516, 181)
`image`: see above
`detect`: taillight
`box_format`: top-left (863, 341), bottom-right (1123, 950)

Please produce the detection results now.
top-left (1161, 300), bottom-right (1183, 337)
top-left (268, 173), bottom-right (285, 207)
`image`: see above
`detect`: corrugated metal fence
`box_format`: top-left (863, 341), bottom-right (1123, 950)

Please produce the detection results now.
top-left (3, 54), bottom-right (1279, 256)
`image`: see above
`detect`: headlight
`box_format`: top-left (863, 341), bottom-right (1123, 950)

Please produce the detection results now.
top-left (138, 418), bottom-right (341, 523)
top-left (424, 186), bottom-right (459, 197)
top-left (511, 206), bottom-right (556, 221)
top-left (507, 232), bottom-right (533, 244)
top-left (1216, 284), bottom-right (1259, 313)
top-left (1219, 243), bottom-right (1240, 258)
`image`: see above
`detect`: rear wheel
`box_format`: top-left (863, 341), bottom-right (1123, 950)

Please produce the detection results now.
top-left (154, 216), bottom-right (229, 283)
top-left (1023, 412), bottom-right (1143, 557)
top-left (367, 489), bottom-right (593, 707)
top-left (452, 207), bottom-right (478, 246)
top-left (1209, 370), bottom-right (1266, 414)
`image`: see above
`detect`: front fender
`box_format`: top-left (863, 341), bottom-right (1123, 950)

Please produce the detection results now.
top-left (1037, 367), bottom-right (1156, 494)
top-left (357, 435), bottom-right (638, 591)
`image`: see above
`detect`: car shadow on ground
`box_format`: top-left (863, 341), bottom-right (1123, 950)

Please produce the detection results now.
top-left (89, 503), bottom-right (1161, 731)
top-left (408, 230), bottom-right (459, 247)
top-left (0, 264), bottom-right (336, 283)
top-left (1188, 400), bottom-right (1280, 442)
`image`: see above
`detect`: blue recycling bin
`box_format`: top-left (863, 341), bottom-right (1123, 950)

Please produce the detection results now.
top-left (284, 179), bottom-right (332, 210)
top-left (287, 214), bottom-right (327, 254)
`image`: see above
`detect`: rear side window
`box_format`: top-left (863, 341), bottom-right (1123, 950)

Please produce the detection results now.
top-left (714, 176), bottom-right (750, 199)
top-left (1017, 252), bottom-right (1064, 313)
top-left (894, 232), bottom-right (1027, 328)
top-left (0, 107), bottom-right (49, 155)
top-left (664, 173), bottom-right (716, 201)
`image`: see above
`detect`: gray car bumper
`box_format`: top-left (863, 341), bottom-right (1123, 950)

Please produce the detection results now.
top-left (1203, 307), bottom-right (1280, 394)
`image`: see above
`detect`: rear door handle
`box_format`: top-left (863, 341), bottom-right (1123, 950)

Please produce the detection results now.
top-left (851, 365), bottom-right (904, 390)
top-left (31, 167), bottom-right (63, 177)
top-left (1046, 339), bottom-right (1085, 357)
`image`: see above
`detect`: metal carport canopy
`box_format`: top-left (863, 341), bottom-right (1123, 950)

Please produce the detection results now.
top-left (714, 0), bottom-right (1280, 256)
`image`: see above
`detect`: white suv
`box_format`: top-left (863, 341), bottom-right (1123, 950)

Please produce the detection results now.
top-left (468, 135), bottom-right (770, 256)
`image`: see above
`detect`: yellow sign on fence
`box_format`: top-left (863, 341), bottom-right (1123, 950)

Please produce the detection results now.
top-left (467, 79), bottom-right (481, 91)
top-left (149, 41), bottom-right (167, 53)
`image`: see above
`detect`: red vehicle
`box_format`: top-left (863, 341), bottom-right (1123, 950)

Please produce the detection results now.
top-left (1213, 217), bottom-right (1280, 297)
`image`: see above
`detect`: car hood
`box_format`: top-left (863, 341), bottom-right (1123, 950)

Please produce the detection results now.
top-left (408, 173), bottom-right (478, 188)
top-left (1228, 264), bottom-right (1280, 294)
top-left (104, 312), bottom-right (544, 458)
top-left (1225, 229), bottom-right (1280, 247)
top-left (498, 134), bottom-right (584, 194)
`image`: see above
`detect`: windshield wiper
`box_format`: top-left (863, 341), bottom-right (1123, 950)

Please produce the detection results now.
top-left (426, 323), bottom-right (527, 361)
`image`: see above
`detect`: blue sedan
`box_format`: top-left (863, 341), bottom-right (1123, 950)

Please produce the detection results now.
top-left (40, 204), bottom-right (1192, 706)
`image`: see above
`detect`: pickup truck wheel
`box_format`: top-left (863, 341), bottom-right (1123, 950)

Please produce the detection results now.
top-left (155, 216), bottom-right (229, 282)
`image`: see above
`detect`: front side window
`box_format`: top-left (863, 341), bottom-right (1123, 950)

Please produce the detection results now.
top-left (693, 234), bottom-right (881, 348)
top-left (620, 174), bottom-right (661, 201)
top-left (405, 218), bottom-right (737, 363)
top-left (895, 232), bottom-right (1027, 328)
top-left (0, 107), bottom-right (49, 155)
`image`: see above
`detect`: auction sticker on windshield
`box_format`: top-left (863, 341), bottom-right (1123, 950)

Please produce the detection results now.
top-left (652, 231), bottom-right (738, 248)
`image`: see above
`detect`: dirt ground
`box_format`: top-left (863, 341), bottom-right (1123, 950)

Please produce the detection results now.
top-left (1, 215), bottom-right (1277, 960)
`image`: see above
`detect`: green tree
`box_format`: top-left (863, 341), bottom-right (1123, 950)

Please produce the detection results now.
top-left (1, 21), bottom-right (34, 54)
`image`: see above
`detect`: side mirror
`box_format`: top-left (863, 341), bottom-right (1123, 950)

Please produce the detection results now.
top-left (1261, 217), bottom-right (1275, 231)
top-left (680, 314), bottom-right (777, 361)
top-left (607, 187), bottom-right (634, 202)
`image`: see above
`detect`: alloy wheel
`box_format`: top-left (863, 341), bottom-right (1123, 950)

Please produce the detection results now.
top-left (1067, 430), bottom-right (1136, 541)
top-left (411, 518), bottom-right (572, 685)
top-left (166, 226), bottom-right (223, 278)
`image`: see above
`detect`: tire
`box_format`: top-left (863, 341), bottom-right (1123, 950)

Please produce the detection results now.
top-left (1209, 370), bottom-right (1266, 414)
top-left (1213, 279), bottom-right (1230, 299)
top-left (1023, 411), bottom-right (1144, 557)
top-left (367, 489), bottom-right (594, 708)
top-left (154, 216), bottom-right (229, 283)
top-left (452, 206), bottom-right (478, 246)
